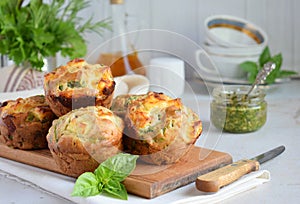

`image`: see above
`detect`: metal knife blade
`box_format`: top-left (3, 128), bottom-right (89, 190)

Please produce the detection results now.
top-left (251, 145), bottom-right (285, 164)
top-left (196, 145), bottom-right (285, 192)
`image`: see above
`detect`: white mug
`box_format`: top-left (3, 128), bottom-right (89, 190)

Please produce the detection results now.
top-left (147, 57), bottom-right (185, 98)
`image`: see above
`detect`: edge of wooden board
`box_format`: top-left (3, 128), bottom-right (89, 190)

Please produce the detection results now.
top-left (124, 147), bottom-right (233, 198)
top-left (0, 144), bottom-right (232, 199)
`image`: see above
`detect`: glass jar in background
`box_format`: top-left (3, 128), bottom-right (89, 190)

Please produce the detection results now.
top-left (97, 0), bottom-right (144, 77)
top-left (210, 86), bottom-right (267, 133)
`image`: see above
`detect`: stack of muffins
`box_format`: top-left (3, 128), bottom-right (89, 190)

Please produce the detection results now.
top-left (0, 59), bottom-right (202, 177)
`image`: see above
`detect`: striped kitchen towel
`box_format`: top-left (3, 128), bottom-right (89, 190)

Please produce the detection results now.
top-left (0, 65), bottom-right (44, 92)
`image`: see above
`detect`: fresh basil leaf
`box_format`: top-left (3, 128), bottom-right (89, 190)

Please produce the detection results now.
top-left (96, 153), bottom-right (139, 182)
top-left (239, 61), bottom-right (257, 72)
top-left (240, 45), bottom-right (299, 84)
top-left (248, 73), bottom-right (257, 83)
top-left (271, 53), bottom-right (283, 72)
top-left (278, 70), bottom-right (298, 78)
top-left (71, 172), bottom-right (100, 197)
top-left (259, 46), bottom-right (271, 66)
top-left (72, 153), bottom-right (138, 200)
top-left (106, 179), bottom-right (122, 190)
top-left (265, 72), bottom-right (276, 84)
top-left (95, 165), bottom-right (115, 181)
top-left (239, 61), bottom-right (258, 83)
top-left (103, 181), bottom-right (128, 200)
top-left (265, 53), bottom-right (283, 84)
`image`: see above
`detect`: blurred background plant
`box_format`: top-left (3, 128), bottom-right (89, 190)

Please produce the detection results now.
top-left (240, 46), bottom-right (298, 84)
top-left (0, 0), bottom-right (111, 71)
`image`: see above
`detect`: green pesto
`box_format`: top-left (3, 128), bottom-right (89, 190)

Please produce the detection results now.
top-left (211, 92), bottom-right (267, 133)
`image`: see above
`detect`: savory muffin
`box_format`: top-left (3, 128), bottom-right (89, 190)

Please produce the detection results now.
top-left (0, 95), bottom-right (56, 149)
top-left (111, 94), bottom-right (147, 118)
top-left (122, 92), bottom-right (202, 165)
top-left (44, 59), bottom-right (115, 117)
top-left (47, 106), bottom-right (124, 177)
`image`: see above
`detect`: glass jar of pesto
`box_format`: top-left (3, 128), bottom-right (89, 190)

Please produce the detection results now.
top-left (210, 86), bottom-right (267, 133)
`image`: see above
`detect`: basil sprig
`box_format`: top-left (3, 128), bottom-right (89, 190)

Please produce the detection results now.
top-left (72, 153), bottom-right (138, 200)
top-left (240, 46), bottom-right (298, 84)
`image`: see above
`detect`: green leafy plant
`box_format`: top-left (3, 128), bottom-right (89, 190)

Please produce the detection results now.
top-left (72, 153), bottom-right (139, 200)
top-left (240, 46), bottom-right (298, 84)
top-left (0, 0), bottom-right (111, 71)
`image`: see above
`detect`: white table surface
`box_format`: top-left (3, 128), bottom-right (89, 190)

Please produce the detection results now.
top-left (0, 79), bottom-right (300, 204)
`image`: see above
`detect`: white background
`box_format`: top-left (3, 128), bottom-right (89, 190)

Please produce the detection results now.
top-left (73, 0), bottom-right (300, 75)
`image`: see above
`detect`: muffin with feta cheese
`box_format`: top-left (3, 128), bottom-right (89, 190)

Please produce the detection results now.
top-left (44, 59), bottom-right (115, 117)
top-left (122, 92), bottom-right (203, 165)
top-left (46, 105), bottom-right (124, 177)
top-left (0, 95), bottom-right (56, 149)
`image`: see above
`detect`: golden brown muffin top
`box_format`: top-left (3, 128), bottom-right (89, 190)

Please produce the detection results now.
top-left (0, 95), bottom-right (52, 122)
top-left (51, 106), bottom-right (124, 144)
top-left (125, 92), bottom-right (202, 147)
top-left (44, 59), bottom-right (115, 98)
top-left (110, 94), bottom-right (148, 117)
top-left (127, 92), bottom-right (182, 130)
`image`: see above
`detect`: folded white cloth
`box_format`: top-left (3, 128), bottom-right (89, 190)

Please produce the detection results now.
top-left (1, 156), bottom-right (165, 204)
top-left (0, 156), bottom-right (270, 204)
top-left (172, 170), bottom-right (271, 204)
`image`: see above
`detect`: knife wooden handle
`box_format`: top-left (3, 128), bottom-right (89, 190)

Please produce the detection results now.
top-left (196, 159), bottom-right (259, 192)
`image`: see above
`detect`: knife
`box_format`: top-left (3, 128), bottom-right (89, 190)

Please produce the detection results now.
top-left (196, 145), bottom-right (285, 192)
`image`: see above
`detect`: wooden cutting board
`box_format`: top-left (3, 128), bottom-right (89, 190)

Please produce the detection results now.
top-left (0, 144), bottom-right (232, 199)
